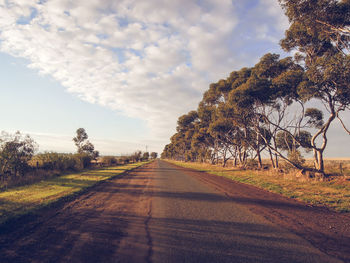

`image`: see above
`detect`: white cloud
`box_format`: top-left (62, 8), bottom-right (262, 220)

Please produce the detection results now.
top-left (260, 0), bottom-right (289, 32)
top-left (0, 0), bottom-right (288, 147)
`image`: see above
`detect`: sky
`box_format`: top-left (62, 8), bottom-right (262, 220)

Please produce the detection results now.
top-left (0, 0), bottom-right (349, 157)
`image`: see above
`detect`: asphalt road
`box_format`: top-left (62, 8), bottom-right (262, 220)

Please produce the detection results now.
top-left (146, 160), bottom-right (341, 263)
top-left (0, 160), bottom-right (343, 263)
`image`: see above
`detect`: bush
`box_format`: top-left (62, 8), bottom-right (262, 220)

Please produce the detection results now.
top-left (246, 159), bottom-right (258, 169)
top-left (73, 153), bottom-right (92, 170)
top-left (286, 150), bottom-right (305, 169)
top-left (29, 152), bottom-right (92, 172)
top-left (101, 156), bottom-right (117, 166)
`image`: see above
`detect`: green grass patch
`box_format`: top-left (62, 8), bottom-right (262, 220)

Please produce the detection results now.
top-left (0, 162), bottom-right (148, 225)
top-left (168, 160), bottom-right (350, 213)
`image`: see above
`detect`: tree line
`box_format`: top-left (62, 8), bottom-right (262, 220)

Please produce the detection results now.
top-left (162, 0), bottom-right (350, 175)
top-left (0, 127), bottom-right (157, 188)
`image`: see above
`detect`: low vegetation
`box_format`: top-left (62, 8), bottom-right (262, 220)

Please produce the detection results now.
top-left (0, 126), bottom-right (157, 224)
top-left (0, 128), bottom-right (157, 190)
top-left (168, 160), bottom-right (350, 213)
top-left (0, 129), bottom-right (99, 190)
top-left (0, 162), bottom-right (148, 225)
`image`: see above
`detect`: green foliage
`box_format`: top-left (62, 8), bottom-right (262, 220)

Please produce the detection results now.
top-left (100, 156), bottom-right (118, 166)
top-left (30, 152), bottom-right (74, 171)
top-left (142, 152), bottom-right (150, 161)
top-left (73, 128), bottom-right (88, 152)
top-left (150, 152), bottom-right (158, 159)
top-left (130, 151), bottom-right (142, 162)
top-left (162, 1), bottom-right (350, 173)
top-left (286, 150), bottom-right (306, 168)
top-left (0, 131), bottom-right (37, 177)
top-left (30, 152), bottom-right (93, 171)
top-left (177, 111), bottom-right (198, 132)
top-left (72, 128), bottom-right (99, 159)
top-left (305, 108), bottom-right (324, 128)
top-left (73, 153), bottom-right (93, 170)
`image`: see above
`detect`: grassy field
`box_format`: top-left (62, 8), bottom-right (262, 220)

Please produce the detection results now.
top-left (167, 160), bottom-right (350, 213)
top-left (0, 162), bottom-right (148, 225)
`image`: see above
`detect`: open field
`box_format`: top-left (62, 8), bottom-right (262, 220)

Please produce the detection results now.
top-left (306, 159), bottom-right (350, 177)
top-left (167, 160), bottom-right (350, 213)
top-left (0, 162), bottom-right (148, 225)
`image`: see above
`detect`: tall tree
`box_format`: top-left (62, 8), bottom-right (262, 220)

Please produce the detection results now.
top-left (279, 0), bottom-right (350, 172)
top-left (150, 152), bottom-right (158, 159)
top-left (73, 128), bottom-right (99, 159)
top-left (0, 131), bottom-right (37, 177)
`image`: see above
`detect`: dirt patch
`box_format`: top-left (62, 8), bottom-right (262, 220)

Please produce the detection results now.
top-left (0, 162), bottom-right (156, 263)
top-left (166, 161), bottom-right (350, 263)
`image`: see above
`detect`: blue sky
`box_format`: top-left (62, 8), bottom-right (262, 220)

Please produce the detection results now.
top-left (0, 0), bottom-right (348, 156)
top-left (0, 52), bottom-right (149, 154)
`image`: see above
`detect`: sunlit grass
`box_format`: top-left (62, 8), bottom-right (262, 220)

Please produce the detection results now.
top-left (0, 162), bottom-right (148, 224)
top-left (168, 160), bottom-right (350, 213)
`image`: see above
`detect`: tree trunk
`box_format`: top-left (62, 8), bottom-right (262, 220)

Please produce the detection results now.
top-left (313, 148), bottom-right (319, 170)
top-left (257, 150), bottom-right (262, 169)
top-left (268, 148), bottom-right (275, 168)
top-left (317, 150), bottom-right (324, 172)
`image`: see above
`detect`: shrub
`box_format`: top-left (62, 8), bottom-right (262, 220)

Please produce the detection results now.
top-left (286, 150), bottom-right (305, 169)
top-left (246, 159), bottom-right (258, 169)
top-left (101, 156), bottom-right (117, 166)
top-left (73, 153), bottom-right (92, 170)
top-left (29, 152), bottom-right (92, 172)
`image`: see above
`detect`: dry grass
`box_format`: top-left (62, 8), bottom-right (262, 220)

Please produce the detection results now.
top-left (0, 162), bottom-right (148, 225)
top-left (168, 160), bottom-right (350, 213)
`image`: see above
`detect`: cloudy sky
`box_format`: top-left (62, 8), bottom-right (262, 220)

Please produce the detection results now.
top-left (0, 0), bottom-right (348, 156)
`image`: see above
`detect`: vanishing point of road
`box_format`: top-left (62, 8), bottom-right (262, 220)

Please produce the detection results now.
top-left (0, 160), bottom-right (345, 262)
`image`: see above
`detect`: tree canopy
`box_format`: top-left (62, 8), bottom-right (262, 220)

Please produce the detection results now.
top-left (73, 128), bottom-right (99, 159)
top-left (162, 0), bottom-right (350, 174)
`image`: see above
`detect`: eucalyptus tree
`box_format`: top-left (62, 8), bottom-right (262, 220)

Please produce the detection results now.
top-left (150, 152), bottom-right (158, 159)
top-left (197, 90), bottom-right (222, 164)
top-left (0, 131), bottom-right (37, 177)
top-left (191, 126), bottom-right (212, 163)
top-left (199, 70), bottom-right (255, 166)
top-left (163, 0), bottom-right (350, 173)
top-left (227, 53), bottom-right (316, 170)
top-left (161, 144), bottom-right (173, 159)
top-left (73, 128), bottom-right (99, 161)
top-left (175, 111), bottom-right (200, 161)
top-left (208, 118), bottom-right (234, 167)
top-left (142, 152), bottom-right (150, 161)
top-left (190, 102), bottom-right (218, 163)
top-left (278, 0), bottom-right (350, 172)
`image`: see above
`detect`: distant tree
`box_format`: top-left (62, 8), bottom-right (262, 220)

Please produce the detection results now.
top-left (150, 152), bottom-right (158, 159)
top-left (142, 152), bottom-right (150, 161)
top-left (0, 131), bottom-right (37, 177)
top-left (73, 128), bottom-right (88, 153)
top-left (72, 128), bottom-right (99, 159)
top-left (131, 151), bottom-right (142, 162)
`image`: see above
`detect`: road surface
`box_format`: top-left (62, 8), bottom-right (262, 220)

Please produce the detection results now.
top-left (0, 160), bottom-right (345, 262)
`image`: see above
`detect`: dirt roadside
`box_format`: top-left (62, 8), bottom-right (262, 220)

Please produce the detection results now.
top-left (165, 161), bottom-right (350, 263)
top-left (0, 162), bottom-right (156, 263)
